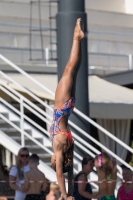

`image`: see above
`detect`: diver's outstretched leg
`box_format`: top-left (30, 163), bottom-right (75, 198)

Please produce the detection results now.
top-left (54, 18), bottom-right (84, 108)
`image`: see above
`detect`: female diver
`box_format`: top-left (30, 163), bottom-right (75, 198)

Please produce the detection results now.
top-left (50, 18), bottom-right (84, 200)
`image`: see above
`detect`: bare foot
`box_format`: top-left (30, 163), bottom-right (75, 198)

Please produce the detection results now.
top-left (73, 18), bottom-right (84, 41)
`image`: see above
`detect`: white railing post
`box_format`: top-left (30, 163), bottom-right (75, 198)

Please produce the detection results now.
top-left (128, 54), bottom-right (132, 70)
top-left (20, 97), bottom-right (25, 146)
top-left (45, 48), bottom-right (49, 66)
top-left (6, 149), bottom-right (11, 168)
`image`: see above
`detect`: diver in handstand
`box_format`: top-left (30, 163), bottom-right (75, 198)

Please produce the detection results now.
top-left (50, 18), bottom-right (84, 200)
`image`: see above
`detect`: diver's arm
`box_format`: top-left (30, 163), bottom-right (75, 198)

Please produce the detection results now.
top-left (56, 150), bottom-right (67, 199)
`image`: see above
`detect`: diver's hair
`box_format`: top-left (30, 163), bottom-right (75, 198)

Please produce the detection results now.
top-left (63, 139), bottom-right (74, 172)
top-left (50, 182), bottom-right (60, 191)
top-left (51, 162), bottom-right (56, 171)
top-left (29, 154), bottom-right (39, 163)
top-left (16, 147), bottom-right (29, 179)
top-left (95, 152), bottom-right (115, 177)
top-left (82, 156), bottom-right (94, 168)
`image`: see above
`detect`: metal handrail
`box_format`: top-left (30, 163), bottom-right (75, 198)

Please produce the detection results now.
top-left (0, 80), bottom-right (124, 177)
top-left (0, 83), bottom-right (114, 161)
top-left (0, 88), bottom-right (99, 189)
top-left (1, 66), bottom-right (133, 159)
top-left (0, 79), bottom-right (132, 179)
top-left (0, 54), bottom-right (133, 166)
top-left (0, 84), bottom-right (94, 164)
top-left (0, 98), bottom-right (122, 180)
top-left (1, 85), bottom-right (131, 173)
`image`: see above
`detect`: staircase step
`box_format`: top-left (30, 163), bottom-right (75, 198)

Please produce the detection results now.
top-left (28, 147), bottom-right (50, 155)
top-left (26, 144), bottom-right (41, 149)
top-left (0, 115), bottom-right (20, 128)
top-left (0, 112), bottom-right (9, 118)
top-left (0, 122), bottom-right (19, 128)
top-left (0, 106), bottom-right (9, 113)
top-left (11, 136), bottom-right (44, 145)
top-left (1, 128), bottom-right (32, 137)
top-left (0, 119), bottom-right (6, 124)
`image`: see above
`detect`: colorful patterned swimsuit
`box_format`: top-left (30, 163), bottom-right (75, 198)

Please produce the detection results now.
top-left (50, 97), bottom-right (75, 145)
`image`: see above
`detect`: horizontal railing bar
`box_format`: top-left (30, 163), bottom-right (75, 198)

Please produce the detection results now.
top-left (0, 22), bottom-right (133, 37)
top-left (30, 28), bottom-right (56, 31)
top-left (31, 0), bottom-right (58, 4)
top-left (89, 29), bottom-right (133, 37)
top-left (89, 52), bottom-right (128, 57)
top-left (0, 47), bottom-right (130, 58)
top-left (0, 22), bottom-right (51, 29)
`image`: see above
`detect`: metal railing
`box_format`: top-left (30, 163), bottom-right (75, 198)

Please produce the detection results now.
top-left (0, 73), bottom-right (123, 182)
top-left (0, 54), bottom-right (133, 173)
